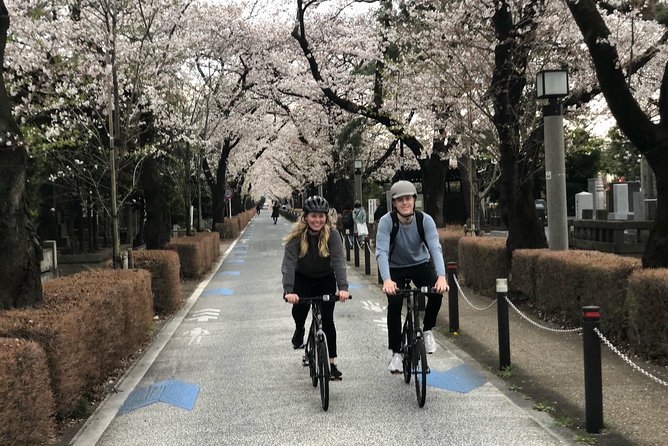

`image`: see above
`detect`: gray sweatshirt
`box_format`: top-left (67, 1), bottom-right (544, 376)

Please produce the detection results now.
top-left (282, 231), bottom-right (348, 293)
top-left (375, 211), bottom-right (446, 281)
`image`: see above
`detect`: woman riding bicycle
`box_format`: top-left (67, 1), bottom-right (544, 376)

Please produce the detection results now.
top-left (282, 195), bottom-right (350, 380)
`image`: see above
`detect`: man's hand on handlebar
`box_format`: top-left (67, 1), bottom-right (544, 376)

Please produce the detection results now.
top-left (284, 293), bottom-right (299, 304)
top-left (382, 278), bottom-right (398, 295)
top-left (337, 290), bottom-right (350, 302)
top-left (433, 275), bottom-right (449, 294)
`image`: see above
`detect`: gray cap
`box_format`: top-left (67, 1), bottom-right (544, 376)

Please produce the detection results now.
top-left (390, 180), bottom-right (417, 199)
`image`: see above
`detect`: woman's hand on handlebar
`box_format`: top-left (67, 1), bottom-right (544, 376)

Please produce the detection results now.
top-left (382, 279), bottom-right (398, 295)
top-left (284, 293), bottom-right (299, 304)
top-left (337, 290), bottom-right (350, 302)
top-left (433, 275), bottom-right (449, 294)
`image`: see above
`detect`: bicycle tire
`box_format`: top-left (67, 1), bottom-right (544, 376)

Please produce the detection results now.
top-left (318, 337), bottom-right (330, 411)
top-left (402, 318), bottom-right (412, 384)
top-left (414, 335), bottom-right (427, 408)
top-left (308, 330), bottom-right (317, 387)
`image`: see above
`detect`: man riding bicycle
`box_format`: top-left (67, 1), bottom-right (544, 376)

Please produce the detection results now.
top-left (375, 181), bottom-right (449, 373)
top-left (282, 195), bottom-right (350, 380)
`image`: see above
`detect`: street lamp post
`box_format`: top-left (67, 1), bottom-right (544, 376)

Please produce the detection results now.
top-left (354, 160), bottom-right (363, 205)
top-left (536, 68), bottom-right (569, 250)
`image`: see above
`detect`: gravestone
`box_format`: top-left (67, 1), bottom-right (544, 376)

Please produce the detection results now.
top-left (587, 175), bottom-right (606, 219)
top-left (608, 183), bottom-right (633, 220)
top-left (575, 192), bottom-right (593, 219)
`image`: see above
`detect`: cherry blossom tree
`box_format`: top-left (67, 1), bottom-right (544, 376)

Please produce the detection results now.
top-left (566, 0), bottom-right (668, 267)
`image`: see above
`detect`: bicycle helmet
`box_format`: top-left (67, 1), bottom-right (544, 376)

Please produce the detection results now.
top-left (390, 180), bottom-right (417, 199)
top-left (303, 195), bottom-right (330, 214)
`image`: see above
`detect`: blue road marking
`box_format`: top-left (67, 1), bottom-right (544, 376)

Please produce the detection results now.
top-left (118, 380), bottom-right (200, 414)
top-left (348, 282), bottom-right (364, 289)
top-left (428, 363), bottom-right (487, 393)
top-left (202, 288), bottom-right (234, 296)
top-left (159, 380), bottom-right (200, 410)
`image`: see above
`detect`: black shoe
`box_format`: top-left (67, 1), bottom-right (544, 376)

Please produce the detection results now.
top-left (329, 363), bottom-right (342, 381)
top-left (292, 327), bottom-right (305, 349)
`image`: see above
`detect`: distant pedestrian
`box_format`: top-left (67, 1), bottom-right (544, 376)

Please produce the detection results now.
top-left (352, 200), bottom-right (368, 238)
top-left (256, 203), bottom-right (262, 215)
top-left (271, 203), bottom-right (280, 224)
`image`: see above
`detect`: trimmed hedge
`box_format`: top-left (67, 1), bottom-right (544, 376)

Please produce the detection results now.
top-left (458, 236), bottom-right (509, 295)
top-left (166, 232), bottom-right (220, 278)
top-left (438, 227), bottom-right (465, 264)
top-left (534, 250), bottom-right (640, 335)
top-left (510, 249), bottom-right (547, 301)
top-left (627, 269), bottom-right (668, 363)
top-left (0, 338), bottom-right (55, 446)
top-left (134, 250), bottom-right (181, 314)
top-left (0, 269), bottom-right (153, 418)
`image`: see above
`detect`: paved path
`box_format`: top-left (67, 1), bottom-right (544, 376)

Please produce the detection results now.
top-left (72, 215), bottom-right (573, 445)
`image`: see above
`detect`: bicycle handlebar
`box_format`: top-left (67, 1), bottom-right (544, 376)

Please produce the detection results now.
top-left (284, 294), bottom-right (353, 302)
top-left (394, 287), bottom-right (439, 296)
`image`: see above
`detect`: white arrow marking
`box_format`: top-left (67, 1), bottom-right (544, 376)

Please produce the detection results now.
top-left (373, 317), bottom-right (388, 332)
top-left (188, 309), bottom-right (220, 322)
top-left (361, 300), bottom-right (386, 312)
top-left (184, 327), bottom-right (210, 345)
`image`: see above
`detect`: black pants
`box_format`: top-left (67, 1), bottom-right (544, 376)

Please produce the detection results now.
top-left (387, 262), bottom-right (443, 353)
top-left (291, 272), bottom-right (338, 358)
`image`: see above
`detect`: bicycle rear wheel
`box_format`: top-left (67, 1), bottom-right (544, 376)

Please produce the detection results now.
top-left (307, 331), bottom-right (317, 387)
top-left (401, 319), bottom-right (412, 384)
top-left (317, 337), bottom-right (330, 411)
top-left (414, 335), bottom-right (427, 407)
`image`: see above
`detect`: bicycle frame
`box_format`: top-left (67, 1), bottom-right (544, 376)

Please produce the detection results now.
top-left (396, 285), bottom-right (433, 407)
top-left (299, 295), bottom-right (334, 411)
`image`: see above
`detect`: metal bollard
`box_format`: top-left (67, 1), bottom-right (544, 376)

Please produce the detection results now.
top-left (582, 306), bottom-right (603, 433)
top-left (127, 248), bottom-right (134, 269)
top-left (364, 236), bottom-right (370, 275)
top-left (345, 229), bottom-right (351, 261)
top-left (122, 251), bottom-right (129, 269)
top-left (353, 233), bottom-right (360, 267)
top-left (496, 278), bottom-right (511, 370)
top-left (447, 262), bottom-right (459, 333)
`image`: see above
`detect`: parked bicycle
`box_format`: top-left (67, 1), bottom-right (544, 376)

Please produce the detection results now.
top-left (297, 294), bottom-right (351, 411)
top-left (396, 283), bottom-right (434, 407)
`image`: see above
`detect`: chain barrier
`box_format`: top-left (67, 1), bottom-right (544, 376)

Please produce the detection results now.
top-left (453, 275), bottom-right (497, 311)
top-left (593, 327), bottom-right (668, 387)
top-left (504, 296), bottom-right (582, 333)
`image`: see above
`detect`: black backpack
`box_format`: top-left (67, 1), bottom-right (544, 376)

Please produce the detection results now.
top-left (389, 210), bottom-right (426, 258)
top-left (342, 211), bottom-right (354, 229)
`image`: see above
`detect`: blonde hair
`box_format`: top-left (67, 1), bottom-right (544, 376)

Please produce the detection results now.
top-left (285, 213), bottom-right (332, 258)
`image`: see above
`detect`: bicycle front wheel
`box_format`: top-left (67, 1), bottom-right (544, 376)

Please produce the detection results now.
top-left (414, 336), bottom-right (428, 408)
top-left (317, 337), bottom-right (330, 411)
top-left (401, 319), bottom-right (412, 384)
top-left (307, 331), bottom-right (317, 387)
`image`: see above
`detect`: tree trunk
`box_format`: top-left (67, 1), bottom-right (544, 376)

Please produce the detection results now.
top-left (0, 147), bottom-right (43, 309)
top-left (642, 156), bottom-right (668, 267)
top-left (141, 156), bottom-right (171, 249)
top-left (0, 5), bottom-right (41, 308)
top-left (492, 1), bottom-right (546, 253)
top-left (420, 156), bottom-right (449, 227)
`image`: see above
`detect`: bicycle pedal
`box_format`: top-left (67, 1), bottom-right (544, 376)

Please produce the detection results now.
top-left (302, 357), bottom-right (309, 366)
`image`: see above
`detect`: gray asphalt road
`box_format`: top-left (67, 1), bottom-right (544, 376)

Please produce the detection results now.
top-left (73, 215), bottom-right (574, 445)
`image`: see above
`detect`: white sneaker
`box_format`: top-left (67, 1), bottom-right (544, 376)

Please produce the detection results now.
top-left (388, 353), bottom-right (403, 373)
top-left (424, 330), bottom-right (437, 354)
